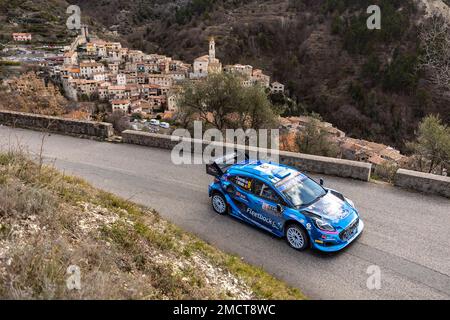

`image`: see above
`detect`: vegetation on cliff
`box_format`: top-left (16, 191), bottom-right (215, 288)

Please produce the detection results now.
top-left (0, 151), bottom-right (305, 299)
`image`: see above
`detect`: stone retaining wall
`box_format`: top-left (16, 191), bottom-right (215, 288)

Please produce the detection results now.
top-left (122, 130), bottom-right (372, 181)
top-left (395, 169), bottom-right (450, 198)
top-left (0, 110), bottom-right (113, 139)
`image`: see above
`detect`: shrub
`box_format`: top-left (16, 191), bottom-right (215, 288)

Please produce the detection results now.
top-left (382, 51), bottom-right (419, 92)
top-left (331, 0), bottom-right (415, 54)
top-left (0, 181), bottom-right (57, 218)
top-left (362, 54), bottom-right (381, 81)
top-left (373, 160), bottom-right (398, 183)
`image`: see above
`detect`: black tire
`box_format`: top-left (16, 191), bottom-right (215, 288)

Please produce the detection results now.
top-left (285, 223), bottom-right (309, 251)
top-left (211, 192), bottom-right (228, 215)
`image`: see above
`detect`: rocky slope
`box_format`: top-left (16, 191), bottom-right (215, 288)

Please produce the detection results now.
top-left (0, 0), bottom-right (109, 44)
top-left (67, 0), bottom-right (449, 151)
top-left (0, 151), bottom-right (304, 299)
top-left (1, 0), bottom-right (449, 151)
top-left (419, 0), bottom-right (450, 19)
top-left (0, 72), bottom-right (68, 115)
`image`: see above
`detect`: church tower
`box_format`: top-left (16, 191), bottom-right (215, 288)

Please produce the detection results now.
top-left (81, 25), bottom-right (89, 38)
top-left (209, 37), bottom-right (215, 63)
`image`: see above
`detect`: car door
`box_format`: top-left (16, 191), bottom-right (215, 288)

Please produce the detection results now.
top-left (245, 179), bottom-right (286, 235)
top-left (225, 175), bottom-right (254, 218)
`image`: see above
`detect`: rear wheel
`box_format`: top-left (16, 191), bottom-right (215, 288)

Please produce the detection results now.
top-left (285, 224), bottom-right (309, 251)
top-left (211, 193), bottom-right (228, 215)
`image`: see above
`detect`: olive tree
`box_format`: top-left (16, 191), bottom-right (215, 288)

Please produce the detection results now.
top-left (407, 114), bottom-right (450, 174)
top-left (177, 73), bottom-right (279, 131)
top-left (295, 113), bottom-right (339, 157)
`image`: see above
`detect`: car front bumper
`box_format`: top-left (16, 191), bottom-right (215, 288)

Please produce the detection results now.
top-left (311, 219), bottom-right (364, 252)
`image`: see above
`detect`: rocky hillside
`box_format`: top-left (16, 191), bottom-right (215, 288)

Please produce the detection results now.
top-left (0, 151), bottom-right (304, 299)
top-left (1, 0), bottom-right (449, 151)
top-left (0, 0), bottom-right (73, 44)
top-left (0, 0), bottom-right (108, 44)
top-left (0, 72), bottom-right (68, 115)
top-left (420, 0), bottom-right (450, 19)
top-left (65, 0), bottom-right (449, 152)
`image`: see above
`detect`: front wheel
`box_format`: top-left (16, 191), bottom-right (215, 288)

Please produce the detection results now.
top-left (211, 193), bottom-right (228, 215)
top-left (285, 224), bottom-right (309, 251)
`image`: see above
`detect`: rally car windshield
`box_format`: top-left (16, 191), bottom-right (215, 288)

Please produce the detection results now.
top-left (277, 174), bottom-right (327, 207)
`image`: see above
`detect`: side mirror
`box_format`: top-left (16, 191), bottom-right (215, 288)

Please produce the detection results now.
top-left (276, 204), bottom-right (284, 213)
top-left (319, 178), bottom-right (324, 186)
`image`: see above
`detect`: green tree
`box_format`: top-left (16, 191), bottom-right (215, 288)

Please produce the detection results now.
top-left (178, 73), bottom-right (278, 131)
top-left (407, 115), bottom-right (450, 174)
top-left (382, 51), bottom-right (418, 93)
top-left (295, 113), bottom-right (339, 157)
top-left (131, 112), bottom-right (143, 121)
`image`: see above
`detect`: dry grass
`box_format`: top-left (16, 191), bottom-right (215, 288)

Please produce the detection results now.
top-left (0, 151), bottom-right (305, 300)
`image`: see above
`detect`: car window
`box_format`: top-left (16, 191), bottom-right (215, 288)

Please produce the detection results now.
top-left (230, 175), bottom-right (253, 191)
top-left (276, 174), bottom-right (326, 207)
top-left (253, 179), bottom-right (281, 203)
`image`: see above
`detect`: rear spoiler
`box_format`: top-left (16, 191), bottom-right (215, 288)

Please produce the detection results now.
top-left (206, 151), bottom-right (249, 177)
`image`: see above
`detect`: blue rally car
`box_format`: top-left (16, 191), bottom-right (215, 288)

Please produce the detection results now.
top-left (207, 153), bottom-right (364, 252)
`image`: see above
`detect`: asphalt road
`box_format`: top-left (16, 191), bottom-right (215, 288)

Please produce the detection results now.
top-left (1, 126), bottom-right (449, 300)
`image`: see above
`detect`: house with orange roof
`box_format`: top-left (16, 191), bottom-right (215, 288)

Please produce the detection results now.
top-left (251, 69), bottom-right (270, 87)
top-left (111, 99), bottom-right (131, 112)
top-left (12, 33), bottom-right (32, 41)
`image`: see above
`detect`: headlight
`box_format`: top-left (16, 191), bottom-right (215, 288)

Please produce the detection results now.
top-left (313, 218), bottom-right (336, 232)
top-left (345, 197), bottom-right (355, 208)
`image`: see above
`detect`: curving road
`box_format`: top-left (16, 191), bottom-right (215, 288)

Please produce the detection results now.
top-left (1, 126), bottom-right (449, 300)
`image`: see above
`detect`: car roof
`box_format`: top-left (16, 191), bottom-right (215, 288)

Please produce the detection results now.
top-left (227, 161), bottom-right (304, 186)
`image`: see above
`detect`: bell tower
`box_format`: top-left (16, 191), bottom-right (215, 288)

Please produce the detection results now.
top-left (81, 25), bottom-right (89, 38)
top-left (209, 37), bottom-right (215, 62)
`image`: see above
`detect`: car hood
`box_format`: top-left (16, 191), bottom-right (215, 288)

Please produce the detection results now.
top-left (304, 192), bottom-right (356, 222)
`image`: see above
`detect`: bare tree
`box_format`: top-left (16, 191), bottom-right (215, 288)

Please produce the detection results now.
top-left (419, 14), bottom-right (450, 88)
top-left (106, 111), bottom-right (130, 134)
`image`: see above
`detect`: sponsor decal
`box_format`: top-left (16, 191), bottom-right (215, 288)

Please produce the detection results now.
top-left (309, 195), bottom-right (351, 221)
top-left (235, 191), bottom-right (247, 200)
top-left (246, 207), bottom-right (282, 230)
top-left (262, 202), bottom-right (277, 212)
top-left (234, 176), bottom-right (252, 190)
top-left (254, 163), bottom-right (276, 174)
top-left (276, 174), bottom-right (307, 192)
top-left (261, 202), bottom-right (282, 217)
top-left (275, 172), bottom-right (299, 187)
top-left (306, 223), bottom-right (312, 230)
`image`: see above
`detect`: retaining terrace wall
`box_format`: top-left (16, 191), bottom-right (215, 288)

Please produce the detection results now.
top-left (395, 169), bottom-right (450, 198)
top-left (0, 110), bottom-right (114, 139)
top-left (121, 130), bottom-right (372, 181)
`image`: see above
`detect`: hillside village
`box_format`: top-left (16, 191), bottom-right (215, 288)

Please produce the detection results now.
top-left (1, 25), bottom-right (410, 171)
top-left (0, 1), bottom-right (449, 304)
top-left (279, 116), bottom-right (408, 167)
top-left (53, 26), bottom-right (282, 118)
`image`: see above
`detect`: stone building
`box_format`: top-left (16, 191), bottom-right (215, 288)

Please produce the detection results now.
top-left (191, 37), bottom-right (222, 78)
